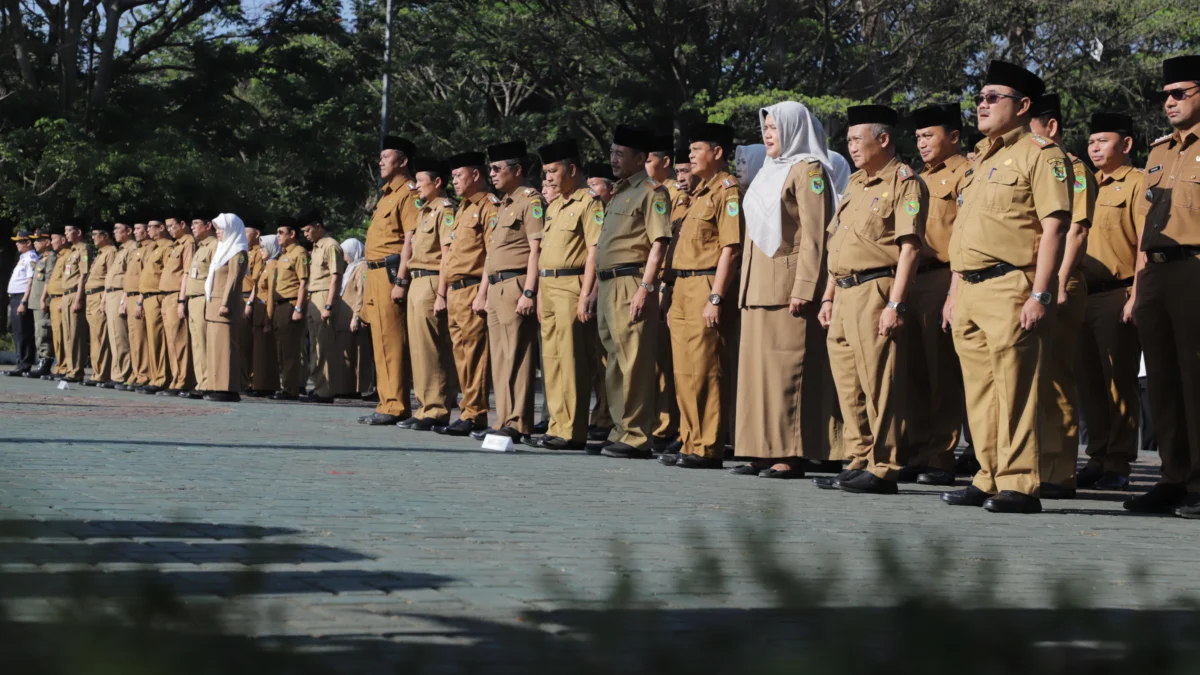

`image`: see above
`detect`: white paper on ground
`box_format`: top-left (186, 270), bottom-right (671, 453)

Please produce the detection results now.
top-left (57, 380), bottom-right (70, 390)
top-left (481, 434), bottom-right (515, 452)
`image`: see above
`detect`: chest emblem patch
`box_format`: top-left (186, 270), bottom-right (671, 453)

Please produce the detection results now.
top-left (653, 200), bottom-right (667, 215)
top-left (531, 204), bottom-right (544, 219)
top-left (905, 200), bottom-right (920, 216)
top-left (1073, 176), bottom-right (1086, 193)
top-left (726, 201), bottom-right (740, 217)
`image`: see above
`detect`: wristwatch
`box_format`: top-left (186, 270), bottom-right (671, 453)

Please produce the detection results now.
top-left (394, 277), bottom-right (410, 287)
top-left (886, 301), bottom-right (907, 314)
top-left (324, 303), bottom-right (333, 310)
top-left (177, 297), bottom-right (186, 304)
top-left (293, 306), bottom-right (303, 314)
top-left (1031, 292), bottom-right (1052, 306)
top-left (709, 294), bottom-right (722, 306)
top-left (638, 281), bottom-right (656, 293)
top-left (522, 289), bottom-right (535, 299)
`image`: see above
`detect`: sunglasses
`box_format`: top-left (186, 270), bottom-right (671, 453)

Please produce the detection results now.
top-left (1152, 85), bottom-right (1200, 103)
top-left (974, 92), bottom-right (1024, 106)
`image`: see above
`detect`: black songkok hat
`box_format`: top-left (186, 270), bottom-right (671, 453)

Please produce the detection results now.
top-left (586, 162), bottom-right (614, 180)
top-left (1089, 112), bottom-right (1135, 137)
top-left (382, 135), bottom-right (417, 157)
top-left (45, 223), bottom-right (66, 237)
top-left (276, 216), bottom-right (299, 232)
top-left (686, 122), bottom-right (735, 151)
top-left (448, 151), bottom-right (487, 170)
top-left (674, 149), bottom-right (691, 165)
top-left (1031, 92), bottom-right (1063, 123)
top-left (298, 208), bottom-right (325, 226)
top-left (846, 105), bottom-right (899, 127)
top-left (649, 133), bottom-right (675, 154)
top-left (612, 125), bottom-right (653, 153)
top-left (88, 222), bottom-right (113, 235)
top-left (537, 139), bottom-right (580, 165)
top-left (487, 141), bottom-right (527, 163)
top-left (911, 103), bottom-right (963, 130)
top-left (984, 60), bottom-right (1045, 100)
top-left (411, 158), bottom-right (449, 177)
top-left (1162, 55), bottom-right (1200, 86)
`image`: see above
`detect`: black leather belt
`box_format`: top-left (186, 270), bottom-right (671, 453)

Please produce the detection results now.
top-left (673, 268), bottom-right (717, 278)
top-left (141, 291), bottom-right (167, 297)
top-left (105, 287), bottom-right (121, 292)
top-left (277, 297), bottom-right (296, 303)
top-left (49, 293), bottom-right (63, 299)
top-left (366, 259), bottom-right (390, 270)
top-left (448, 277), bottom-right (482, 290)
top-left (242, 292), bottom-right (253, 298)
top-left (409, 268), bottom-right (439, 278)
top-left (1087, 278), bottom-right (1133, 295)
top-left (487, 269), bottom-right (524, 284)
top-left (85, 288), bottom-right (104, 296)
top-left (188, 294), bottom-right (204, 299)
top-left (63, 288), bottom-right (77, 295)
top-left (835, 267), bottom-right (894, 289)
top-left (1146, 246), bottom-right (1200, 264)
top-left (539, 268), bottom-right (584, 278)
top-left (961, 263), bottom-right (1026, 284)
top-left (597, 265), bottom-right (643, 281)
top-left (917, 260), bottom-right (951, 275)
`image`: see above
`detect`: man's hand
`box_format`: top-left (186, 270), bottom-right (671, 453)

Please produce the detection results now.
top-left (291, 306), bottom-right (304, 323)
top-left (433, 295), bottom-right (447, 315)
top-left (134, 306), bottom-right (143, 320)
top-left (320, 307), bottom-right (331, 322)
top-left (16, 302), bottom-right (25, 316)
top-left (350, 317), bottom-right (361, 333)
top-left (391, 285), bottom-right (406, 303)
top-left (119, 302), bottom-right (127, 318)
top-left (878, 306), bottom-right (902, 337)
top-left (1057, 284), bottom-right (1069, 309)
top-left (1020, 298), bottom-right (1047, 331)
top-left (516, 293), bottom-right (535, 317)
top-left (471, 292), bottom-right (488, 315)
top-left (243, 303), bottom-right (253, 320)
top-left (177, 302), bottom-right (186, 320)
top-left (72, 297), bottom-right (82, 312)
top-left (817, 301), bottom-right (833, 329)
top-left (219, 305), bottom-right (230, 318)
top-left (576, 296), bottom-right (592, 324)
top-left (41, 299), bottom-right (49, 313)
top-left (789, 297), bottom-right (808, 316)
top-left (1122, 294), bottom-right (1136, 325)
top-left (702, 301), bottom-right (720, 328)
top-left (941, 294), bottom-right (955, 332)
top-left (629, 286), bottom-right (649, 321)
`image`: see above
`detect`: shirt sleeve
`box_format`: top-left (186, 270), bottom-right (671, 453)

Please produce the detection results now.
top-left (524, 197), bottom-right (545, 240)
top-left (399, 191), bottom-right (421, 233)
top-left (793, 163), bottom-right (832, 301)
top-left (716, 184), bottom-right (744, 249)
top-left (295, 249), bottom-right (310, 281)
top-left (583, 198), bottom-right (605, 247)
top-left (439, 207), bottom-right (456, 247)
top-left (1129, 171), bottom-right (1146, 237)
top-left (331, 242), bottom-right (346, 275)
top-left (643, 185), bottom-right (672, 242)
top-left (894, 173), bottom-right (927, 241)
top-left (1031, 147), bottom-right (1073, 220)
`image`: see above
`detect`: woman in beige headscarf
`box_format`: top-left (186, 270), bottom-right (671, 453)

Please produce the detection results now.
top-left (203, 213), bottom-right (249, 402)
top-left (730, 101), bottom-right (850, 478)
top-left (339, 237), bottom-right (376, 399)
top-left (245, 234), bottom-right (281, 396)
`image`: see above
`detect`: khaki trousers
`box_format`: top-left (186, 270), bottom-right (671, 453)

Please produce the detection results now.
top-left (62, 292), bottom-right (89, 380)
top-left (33, 303), bottom-right (52, 360)
top-left (1076, 286), bottom-right (1141, 476)
top-left (903, 267), bottom-right (964, 470)
top-left (127, 301), bottom-right (149, 386)
top-left (447, 285), bottom-right (489, 423)
top-left (669, 275), bottom-right (727, 459)
top-left (143, 294), bottom-right (170, 388)
top-left (85, 292), bottom-right (110, 382)
top-left (597, 275), bottom-right (659, 449)
top-left (952, 269), bottom-right (1044, 495)
top-left (827, 277), bottom-right (902, 480)
top-left (306, 290), bottom-right (344, 398)
top-left (540, 276), bottom-right (594, 442)
top-left (1039, 271), bottom-right (1086, 488)
top-left (486, 275), bottom-right (537, 433)
top-left (1133, 255), bottom-right (1200, 491)
top-left (251, 301), bottom-right (279, 392)
top-left (49, 296), bottom-right (65, 373)
top-left (332, 298), bottom-right (357, 395)
top-left (163, 295), bottom-right (193, 390)
top-left (407, 275), bottom-right (454, 421)
top-left (187, 296), bottom-right (209, 391)
top-left (654, 314), bottom-right (678, 438)
top-left (104, 293), bottom-right (131, 384)
top-left (240, 301), bottom-right (254, 389)
top-left (589, 331), bottom-right (613, 428)
top-left (272, 300), bottom-right (308, 396)
top-left (363, 266), bottom-right (411, 417)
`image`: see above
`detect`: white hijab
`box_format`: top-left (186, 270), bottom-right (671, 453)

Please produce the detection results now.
top-left (735, 144), bottom-right (767, 186)
top-left (260, 234), bottom-right (281, 261)
top-left (205, 213), bottom-right (249, 301)
top-left (340, 238), bottom-right (365, 296)
top-left (744, 101), bottom-right (851, 257)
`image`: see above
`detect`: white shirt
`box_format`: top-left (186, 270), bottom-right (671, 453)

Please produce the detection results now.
top-left (7, 249), bottom-right (38, 296)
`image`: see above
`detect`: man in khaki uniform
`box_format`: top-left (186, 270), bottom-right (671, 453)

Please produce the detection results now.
top-left (60, 220), bottom-right (91, 383)
top-left (657, 123), bottom-right (743, 468)
top-left (1075, 113), bottom-right (1143, 491)
top-left (645, 134), bottom-right (681, 449)
top-left (399, 159), bottom-right (457, 428)
top-left (240, 223), bottom-right (263, 387)
top-left (531, 139), bottom-right (606, 450)
top-left (1129, 55), bottom-right (1200, 517)
top-left (83, 223), bottom-right (118, 385)
top-left (941, 61), bottom-right (1071, 514)
top-left (301, 211), bottom-right (348, 403)
top-left (901, 103), bottom-right (968, 486)
top-left (583, 161), bottom-right (617, 440)
top-left (433, 152), bottom-right (497, 437)
top-left (816, 105), bottom-right (926, 494)
top-left (159, 216), bottom-right (195, 395)
top-left (100, 222), bottom-right (134, 389)
top-left (120, 222), bottom-right (148, 390)
top-left (359, 136), bottom-right (421, 425)
top-left (586, 162), bottom-right (616, 205)
top-left (1030, 93), bottom-right (1097, 498)
top-left (24, 229), bottom-right (57, 378)
top-left (40, 225), bottom-right (68, 379)
top-left (472, 141), bottom-right (543, 443)
top-left (595, 125), bottom-right (673, 458)
top-left (271, 219), bottom-right (309, 400)
top-left (182, 216), bottom-right (217, 398)
top-left (135, 220), bottom-right (172, 393)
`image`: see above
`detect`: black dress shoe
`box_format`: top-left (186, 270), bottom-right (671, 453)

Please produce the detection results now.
top-left (359, 412), bottom-right (403, 426)
top-left (805, 459), bottom-right (845, 474)
top-left (137, 385), bottom-right (161, 394)
top-left (1076, 465), bottom-right (1104, 489)
top-left (651, 434), bottom-right (678, 452)
top-left (837, 471), bottom-right (899, 495)
top-left (678, 454), bottom-right (723, 469)
top-left (1174, 494), bottom-right (1200, 519)
top-left (600, 443), bottom-right (653, 459)
top-left (532, 420), bottom-right (549, 435)
top-left (84, 379), bottom-right (102, 386)
top-left (729, 464), bottom-right (767, 476)
top-left (156, 389), bottom-right (180, 397)
top-left (657, 453), bottom-right (681, 466)
top-left (113, 383), bottom-right (131, 391)
top-left (271, 391), bottom-right (299, 401)
top-left (401, 417), bottom-right (446, 432)
top-left (301, 394), bottom-right (335, 404)
top-left (760, 465), bottom-right (805, 479)
top-left (179, 391), bottom-right (204, 400)
top-left (536, 435), bottom-right (585, 450)
top-left (361, 392), bottom-right (380, 402)
top-left (436, 419), bottom-right (484, 436)
top-left (470, 428), bottom-right (493, 441)
top-left (941, 485), bottom-right (992, 507)
top-left (954, 446), bottom-right (980, 475)
top-left (203, 391), bottom-right (241, 402)
top-left (917, 469), bottom-right (956, 486)
top-left (1093, 472), bottom-right (1130, 491)
top-left (1124, 483), bottom-right (1188, 514)
top-left (983, 490), bottom-right (1042, 514)
top-left (1039, 482), bottom-right (1076, 500)
top-left (244, 389), bottom-right (269, 398)
top-left (396, 417), bottom-right (419, 429)
top-left (496, 426), bottom-right (531, 444)
top-left (63, 377), bottom-right (83, 384)
top-left (587, 426), bottom-right (612, 441)
top-left (896, 465), bottom-right (926, 483)
top-left (97, 382), bottom-right (116, 389)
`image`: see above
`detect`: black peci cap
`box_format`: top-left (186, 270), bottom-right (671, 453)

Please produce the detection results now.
top-left (586, 162), bottom-right (614, 180)
top-left (448, 151), bottom-right (487, 170)
top-left (382, 135), bottom-right (417, 157)
top-left (911, 103), bottom-right (963, 131)
top-left (45, 223), bottom-right (66, 237)
top-left (612, 125), bottom-right (653, 153)
top-left (674, 149), bottom-right (691, 165)
top-left (686, 122), bottom-right (735, 151)
top-left (846, 105), bottom-right (899, 127)
top-left (411, 158), bottom-right (449, 177)
top-left (649, 133), bottom-right (674, 154)
top-left (1162, 55), bottom-right (1200, 86)
top-left (298, 208), bottom-right (325, 226)
top-left (487, 141), bottom-right (527, 163)
top-left (1089, 112), bottom-right (1135, 137)
top-left (984, 60), bottom-right (1045, 100)
top-left (537, 139), bottom-right (581, 165)
top-left (1031, 93), bottom-right (1063, 123)
top-left (88, 222), bottom-right (113, 235)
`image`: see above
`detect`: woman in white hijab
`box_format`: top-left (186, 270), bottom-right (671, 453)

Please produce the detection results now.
top-left (203, 213), bottom-right (250, 402)
top-left (338, 238), bottom-right (375, 399)
top-left (730, 101), bottom-right (849, 478)
top-left (734, 144), bottom-right (767, 186)
top-left (246, 234), bottom-right (281, 397)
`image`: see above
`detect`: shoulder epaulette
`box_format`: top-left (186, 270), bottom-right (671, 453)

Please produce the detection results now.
top-left (587, 189), bottom-right (600, 198)
top-left (897, 165), bottom-right (914, 181)
top-left (406, 181), bottom-right (417, 190)
top-left (524, 187), bottom-right (537, 197)
top-left (721, 177), bottom-right (738, 188)
top-left (646, 178), bottom-right (661, 188)
top-left (1151, 134), bottom-right (1173, 147)
top-left (488, 194), bottom-right (502, 204)
top-left (1029, 134), bottom-right (1054, 148)
top-left (440, 198), bottom-right (453, 208)
top-left (804, 157), bottom-right (821, 163)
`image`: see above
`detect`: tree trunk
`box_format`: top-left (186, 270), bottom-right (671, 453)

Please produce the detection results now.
top-left (88, 0), bottom-right (123, 115)
top-left (3, 0), bottom-right (39, 87)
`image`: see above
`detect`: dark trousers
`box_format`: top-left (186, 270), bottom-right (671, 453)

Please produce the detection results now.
top-left (8, 294), bottom-right (36, 369)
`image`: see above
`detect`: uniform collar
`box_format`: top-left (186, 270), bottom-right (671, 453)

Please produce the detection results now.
top-left (174, 234), bottom-right (194, 246)
top-left (121, 240), bottom-right (136, 250)
top-left (1098, 163), bottom-right (1135, 185)
top-left (616, 170), bottom-right (649, 191)
top-left (284, 242), bottom-right (304, 254)
top-left (924, 152), bottom-right (967, 174)
top-left (982, 126), bottom-right (1029, 160)
top-left (501, 184), bottom-right (532, 205)
top-left (465, 190), bottom-right (492, 206)
top-left (559, 187), bottom-right (591, 205)
top-left (860, 155), bottom-right (902, 186)
top-left (697, 169), bottom-right (733, 194)
top-left (383, 175), bottom-right (410, 195)
top-left (421, 192), bottom-right (448, 211)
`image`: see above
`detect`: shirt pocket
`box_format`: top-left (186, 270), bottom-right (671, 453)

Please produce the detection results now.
top-left (928, 181), bottom-right (956, 223)
top-left (1094, 198), bottom-right (1127, 230)
top-left (605, 198), bottom-right (638, 237)
top-left (685, 199), bottom-right (719, 243)
top-left (983, 169), bottom-right (1020, 212)
top-left (1177, 175), bottom-right (1200, 210)
top-left (856, 199), bottom-right (893, 240)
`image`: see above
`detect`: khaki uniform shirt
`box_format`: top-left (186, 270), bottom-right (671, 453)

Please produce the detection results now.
top-left (124, 242), bottom-right (143, 295)
top-left (446, 192), bottom-right (498, 281)
top-left (85, 244), bottom-right (117, 291)
top-left (104, 241), bottom-right (134, 290)
top-left (308, 235), bottom-right (347, 291)
top-left (920, 153), bottom-right (970, 263)
top-left (827, 157), bottom-right (927, 277)
top-left (486, 185), bottom-right (545, 274)
top-left (185, 237), bottom-right (218, 296)
top-left (1140, 129), bottom-right (1200, 250)
top-left (138, 238), bottom-right (171, 294)
top-left (274, 243), bottom-right (310, 300)
top-left (540, 188), bottom-right (605, 271)
top-left (159, 233), bottom-right (195, 293)
top-left (595, 170), bottom-right (672, 269)
top-left (259, 260), bottom-right (278, 319)
top-left (671, 170), bottom-right (743, 271)
top-left (47, 249), bottom-right (66, 295)
top-left (410, 196), bottom-right (455, 271)
top-left (242, 243), bottom-right (263, 294)
top-left (62, 242), bottom-right (90, 293)
top-left (1083, 165), bottom-right (1144, 284)
top-left (31, 250), bottom-right (57, 300)
top-left (366, 176), bottom-right (420, 260)
top-left (950, 127), bottom-right (1073, 271)
top-left (1069, 155), bottom-right (1097, 228)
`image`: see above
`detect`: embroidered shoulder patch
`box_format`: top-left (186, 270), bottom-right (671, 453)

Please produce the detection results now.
top-left (725, 200), bottom-right (740, 217)
top-left (489, 194), bottom-right (502, 204)
top-left (1073, 176), bottom-right (1086, 193)
top-left (722, 177), bottom-right (737, 188)
top-left (1050, 158), bottom-right (1067, 182)
top-left (593, 211), bottom-right (604, 225)
top-left (905, 200), bottom-right (920, 216)
top-left (897, 165), bottom-right (914, 180)
top-left (653, 200), bottom-right (667, 215)
top-left (811, 177), bottom-right (825, 194)
top-left (414, 198), bottom-right (425, 209)
top-left (588, 189), bottom-right (600, 198)
top-left (1030, 134), bottom-right (1052, 148)
top-left (442, 213), bottom-right (454, 227)
top-left (531, 204), bottom-right (544, 219)
top-left (1151, 134), bottom-right (1173, 147)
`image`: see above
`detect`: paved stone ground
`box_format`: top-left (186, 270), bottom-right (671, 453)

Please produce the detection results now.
top-left (0, 372), bottom-right (1196, 669)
